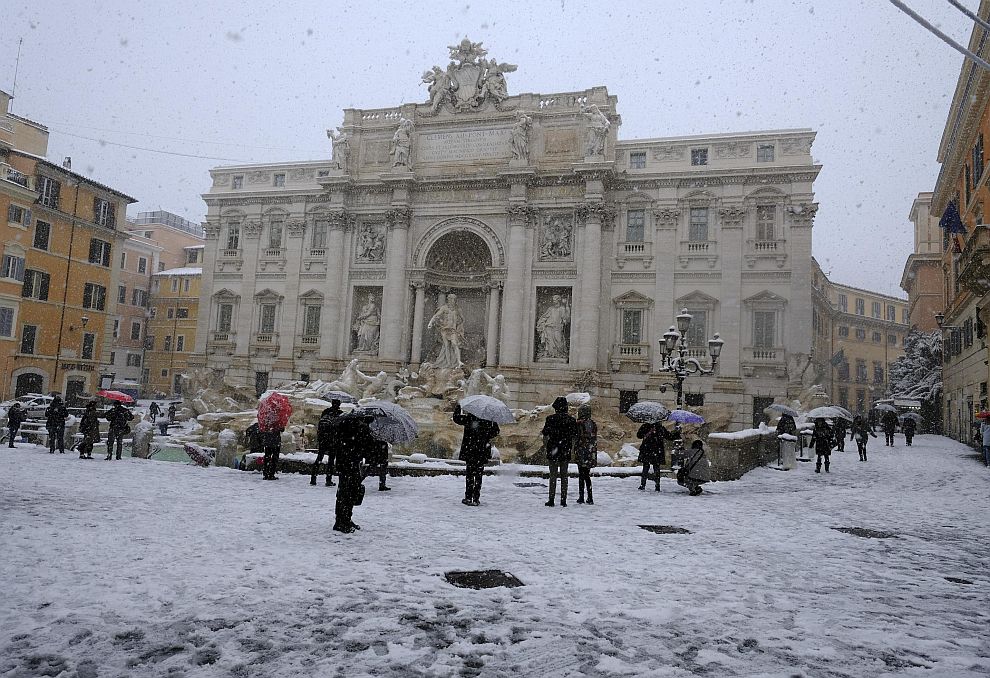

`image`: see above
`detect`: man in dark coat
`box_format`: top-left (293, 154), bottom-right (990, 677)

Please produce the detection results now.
top-left (78, 402), bottom-right (100, 459)
top-left (542, 397), bottom-right (577, 507)
top-left (850, 415), bottom-right (876, 461)
top-left (901, 417), bottom-right (917, 446)
top-left (311, 401), bottom-right (342, 487)
top-left (148, 401), bottom-right (162, 422)
top-left (637, 420), bottom-right (677, 491)
top-left (832, 417), bottom-right (849, 452)
top-left (880, 410), bottom-right (898, 446)
top-left (333, 411), bottom-right (376, 533)
top-left (810, 418), bottom-right (834, 473)
top-left (167, 404), bottom-right (177, 424)
top-left (105, 402), bottom-right (134, 460)
top-left (6, 403), bottom-right (26, 448)
top-left (45, 395), bottom-right (69, 454)
top-left (453, 403), bottom-right (500, 506)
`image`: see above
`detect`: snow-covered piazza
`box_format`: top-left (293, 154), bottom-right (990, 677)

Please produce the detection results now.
top-left (2, 434), bottom-right (988, 677)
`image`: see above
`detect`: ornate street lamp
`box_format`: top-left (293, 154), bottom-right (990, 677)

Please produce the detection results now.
top-left (657, 308), bottom-right (723, 406)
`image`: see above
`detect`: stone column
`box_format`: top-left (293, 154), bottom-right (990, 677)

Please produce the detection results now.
top-left (499, 203), bottom-right (533, 366)
top-left (321, 211), bottom-right (350, 360)
top-left (652, 207), bottom-right (680, 370)
top-left (194, 220), bottom-right (221, 356)
top-left (485, 282), bottom-right (502, 367)
top-left (279, 219), bottom-right (306, 363)
top-left (576, 201), bottom-right (610, 369)
top-left (409, 282), bottom-right (426, 365)
top-left (380, 208), bottom-right (411, 361)
top-left (235, 218), bottom-right (263, 358)
top-left (717, 205), bottom-right (746, 377)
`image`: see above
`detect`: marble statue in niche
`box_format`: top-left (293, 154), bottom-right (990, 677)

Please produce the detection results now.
top-left (327, 127), bottom-right (350, 170)
top-left (580, 103), bottom-right (610, 157)
top-left (539, 214), bottom-right (574, 261)
top-left (390, 118), bottom-right (414, 167)
top-left (510, 113), bottom-right (532, 162)
top-left (426, 293), bottom-right (465, 368)
top-left (535, 289), bottom-right (571, 361)
top-left (352, 290), bottom-right (382, 353)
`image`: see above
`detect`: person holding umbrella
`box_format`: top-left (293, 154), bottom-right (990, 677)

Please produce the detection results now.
top-left (880, 409), bottom-right (899, 447)
top-left (312, 400), bottom-right (342, 487)
top-left (258, 393), bottom-right (292, 480)
top-left (901, 416), bottom-right (917, 446)
top-left (850, 414), bottom-right (877, 462)
top-left (333, 409), bottom-right (377, 533)
top-left (542, 397), bottom-right (577, 507)
top-left (453, 402), bottom-right (501, 506)
top-left (104, 401), bottom-right (134, 460)
top-left (636, 420), bottom-right (677, 491)
top-left (45, 394), bottom-right (69, 454)
top-left (810, 418), bottom-right (835, 473)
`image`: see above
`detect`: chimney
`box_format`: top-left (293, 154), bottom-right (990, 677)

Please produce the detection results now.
top-left (62, 156), bottom-right (71, 169)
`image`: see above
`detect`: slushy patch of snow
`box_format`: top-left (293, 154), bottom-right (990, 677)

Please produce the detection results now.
top-left (618, 442), bottom-right (640, 460)
top-left (564, 392), bottom-right (591, 405)
top-left (596, 451), bottom-right (614, 466)
top-left (407, 453), bottom-right (428, 464)
top-left (2, 435), bottom-right (989, 676)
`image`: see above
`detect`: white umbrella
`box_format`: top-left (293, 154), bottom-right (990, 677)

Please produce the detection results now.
top-left (874, 403), bottom-right (898, 413)
top-left (458, 395), bottom-right (515, 424)
top-left (830, 405), bottom-right (854, 420)
top-left (625, 401), bottom-right (670, 424)
top-left (806, 406), bottom-right (852, 421)
top-left (767, 403), bottom-right (799, 417)
top-left (360, 400), bottom-right (418, 443)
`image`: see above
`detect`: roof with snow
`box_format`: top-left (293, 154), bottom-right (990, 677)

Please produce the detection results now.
top-left (153, 267), bottom-right (203, 277)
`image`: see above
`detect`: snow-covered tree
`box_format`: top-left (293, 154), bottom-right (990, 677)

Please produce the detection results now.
top-left (888, 330), bottom-right (942, 430)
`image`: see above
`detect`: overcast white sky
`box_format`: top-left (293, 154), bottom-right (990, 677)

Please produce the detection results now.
top-left (0, 0), bottom-right (976, 296)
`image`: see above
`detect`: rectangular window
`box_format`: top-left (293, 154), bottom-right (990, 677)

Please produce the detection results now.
top-left (1, 255), bottom-right (25, 281)
top-left (756, 205), bottom-right (775, 241)
top-left (176, 307), bottom-right (189, 319)
top-left (872, 331), bottom-right (882, 343)
top-left (838, 325), bottom-right (849, 337)
top-left (138, 257), bottom-right (147, 274)
top-left (838, 294), bottom-right (847, 312)
top-left (126, 354), bottom-right (142, 367)
top-left (871, 301), bottom-right (881, 319)
top-left (7, 204), bottom-right (27, 225)
top-left (113, 319), bottom-right (119, 338)
top-left (187, 249), bottom-right (200, 264)
top-left (33, 221), bottom-right (50, 250)
top-left (161, 369), bottom-right (168, 378)
top-left (268, 218), bottom-right (284, 249)
top-left (684, 393), bottom-right (705, 407)
top-left (130, 322), bottom-right (141, 341)
top-left (626, 209), bottom-right (645, 242)
top-left (855, 327), bottom-right (866, 341)
top-left (259, 304), bottom-right (276, 333)
top-left (176, 335), bottom-right (185, 351)
top-left (838, 387), bottom-right (849, 409)
top-left (838, 362), bottom-right (850, 381)
top-left (120, 252), bottom-right (126, 269)
top-left (109, 351), bottom-right (115, 364)
top-left (167, 307), bottom-right (174, 319)
top-left (888, 334), bottom-right (897, 345)
top-left (690, 148), bottom-right (708, 166)
top-left (163, 335), bottom-right (172, 351)
top-left (303, 305), bottom-right (321, 336)
top-left (312, 218), bottom-right (329, 249)
top-left (273, 173), bottom-right (285, 187)
top-left (621, 309), bottom-right (642, 344)
top-left (0, 307), bottom-right (14, 337)
top-left (685, 310), bottom-right (707, 347)
top-left (855, 359), bottom-right (867, 382)
top-left (171, 278), bottom-right (178, 293)
top-left (629, 151), bottom-right (646, 169)
top-left (217, 304), bottom-right (233, 332)
top-left (20, 324), bottom-right (36, 354)
top-left (753, 311), bottom-right (775, 348)
top-left (21, 270), bottom-right (50, 301)
top-left (974, 134), bottom-right (985, 187)
top-left (232, 175), bottom-right (243, 189)
top-left (82, 283), bottom-right (107, 310)
top-left (93, 198), bottom-right (116, 228)
top-left (38, 175), bottom-right (60, 209)
top-left (81, 332), bottom-right (95, 360)
top-left (902, 308), bottom-right (909, 324)
top-left (757, 144), bottom-right (775, 162)
top-left (856, 389), bottom-right (866, 411)
top-left (886, 304), bottom-right (896, 321)
top-left (118, 286), bottom-right (127, 304)
top-left (855, 298), bottom-right (865, 315)
top-left (689, 207), bottom-right (709, 242)
top-left (183, 279), bottom-right (190, 293)
top-left (874, 361), bottom-right (884, 384)
top-left (88, 239), bottom-right (112, 266)
top-left (226, 222), bottom-right (240, 250)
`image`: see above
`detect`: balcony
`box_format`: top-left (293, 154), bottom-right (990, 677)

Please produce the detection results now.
top-left (220, 249), bottom-right (240, 258)
top-left (744, 239), bottom-right (787, 269)
top-left (211, 331), bottom-right (234, 343)
top-left (678, 240), bottom-right (718, 268)
top-left (308, 248), bottom-right (327, 258)
top-left (615, 240), bottom-right (653, 269)
top-left (740, 346), bottom-right (786, 377)
top-left (300, 335), bottom-right (320, 345)
top-left (609, 343), bottom-right (651, 372)
top-left (263, 248), bottom-right (283, 259)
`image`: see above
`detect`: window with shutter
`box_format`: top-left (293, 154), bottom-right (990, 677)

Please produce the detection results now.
top-left (82, 332), bottom-right (95, 360)
top-left (0, 307), bottom-right (14, 338)
top-left (20, 325), bottom-right (36, 354)
top-left (33, 221), bottom-right (50, 250)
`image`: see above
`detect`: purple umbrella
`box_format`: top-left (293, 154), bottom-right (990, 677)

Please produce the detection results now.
top-left (667, 409), bottom-right (705, 424)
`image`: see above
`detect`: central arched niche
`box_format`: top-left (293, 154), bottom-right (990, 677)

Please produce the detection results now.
top-left (421, 229), bottom-right (494, 366)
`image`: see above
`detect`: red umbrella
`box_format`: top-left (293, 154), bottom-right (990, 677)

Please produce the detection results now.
top-left (97, 389), bottom-right (135, 404)
top-left (976, 411), bottom-right (990, 419)
top-left (258, 392), bottom-right (292, 432)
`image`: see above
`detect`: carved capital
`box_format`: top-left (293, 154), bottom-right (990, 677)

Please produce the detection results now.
top-left (719, 207), bottom-right (747, 228)
top-left (385, 207), bottom-right (412, 230)
top-left (327, 211), bottom-right (355, 231)
top-left (506, 203), bottom-right (536, 226)
top-left (203, 222), bottom-right (221, 240)
top-left (577, 201), bottom-right (616, 228)
top-left (287, 220), bottom-right (306, 238)
top-left (243, 219), bottom-right (262, 239)
top-left (488, 281), bottom-right (504, 292)
top-left (786, 202), bottom-right (818, 226)
top-left (652, 207), bottom-right (681, 228)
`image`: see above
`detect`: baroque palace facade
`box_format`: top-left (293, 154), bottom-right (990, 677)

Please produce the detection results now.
top-left (193, 41), bottom-right (821, 427)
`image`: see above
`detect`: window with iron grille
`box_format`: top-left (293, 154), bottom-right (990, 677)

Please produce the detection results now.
top-left (629, 151), bottom-right (646, 169)
top-left (81, 332), bottom-right (95, 360)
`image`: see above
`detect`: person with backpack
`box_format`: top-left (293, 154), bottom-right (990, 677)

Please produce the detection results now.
top-left (77, 402), bottom-right (100, 459)
top-left (311, 401), bottom-right (342, 487)
top-left (6, 403), bottom-right (26, 448)
top-left (636, 420), bottom-right (677, 491)
top-left (573, 405), bottom-right (598, 505)
top-left (452, 402), bottom-right (500, 506)
top-left (45, 395), bottom-right (69, 454)
top-left (104, 402), bottom-right (134, 460)
top-left (850, 415), bottom-right (877, 462)
top-left (541, 397), bottom-right (577, 507)
top-left (810, 418), bottom-right (834, 473)
top-left (148, 401), bottom-right (162, 422)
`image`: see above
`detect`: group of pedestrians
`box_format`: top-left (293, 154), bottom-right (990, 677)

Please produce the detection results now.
top-left (6, 396), bottom-right (136, 460)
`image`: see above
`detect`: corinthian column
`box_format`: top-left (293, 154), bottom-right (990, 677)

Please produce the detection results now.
top-left (379, 207), bottom-right (411, 361)
top-left (485, 282), bottom-right (502, 367)
top-left (409, 282), bottom-right (426, 365)
top-left (320, 211), bottom-right (351, 360)
top-left (576, 201), bottom-right (612, 369)
top-left (499, 203), bottom-right (533, 366)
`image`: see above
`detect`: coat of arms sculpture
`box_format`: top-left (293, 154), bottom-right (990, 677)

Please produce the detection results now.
top-left (422, 38), bottom-right (517, 115)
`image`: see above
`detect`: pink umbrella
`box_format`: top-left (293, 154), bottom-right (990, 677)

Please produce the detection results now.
top-left (96, 389), bottom-right (135, 404)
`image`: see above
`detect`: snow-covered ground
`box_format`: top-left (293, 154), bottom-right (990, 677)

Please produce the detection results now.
top-left (2, 435), bottom-right (988, 677)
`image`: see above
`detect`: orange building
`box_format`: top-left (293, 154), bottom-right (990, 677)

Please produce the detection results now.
top-left (900, 193), bottom-right (944, 333)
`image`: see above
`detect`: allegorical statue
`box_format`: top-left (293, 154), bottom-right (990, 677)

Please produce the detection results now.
top-left (427, 294), bottom-right (465, 368)
top-left (353, 295), bottom-right (381, 353)
top-left (326, 127), bottom-right (350, 170)
top-left (390, 117), bottom-right (414, 168)
top-left (356, 224), bottom-right (385, 262)
top-left (422, 64), bottom-right (456, 115)
top-left (478, 59), bottom-right (514, 104)
top-left (536, 294), bottom-right (570, 360)
top-left (510, 113), bottom-right (531, 162)
top-left (581, 103), bottom-right (610, 157)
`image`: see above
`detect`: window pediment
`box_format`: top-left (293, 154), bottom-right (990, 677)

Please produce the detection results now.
top-left (253, 288), bottom-right (283, 302)
top-left (676, 290), bottom-right (718, 310)
top-left (613, 290), bottom-right (653, 308)
top-left (744, 290), bottom-right (786, 308)
top-left (213, 288), bottom-right (240, 302)
top-left (298, 289), bottom-right (324, 301)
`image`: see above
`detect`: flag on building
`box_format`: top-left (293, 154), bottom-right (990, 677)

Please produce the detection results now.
top-left (829, 348), bottom-right (845, 367)
top-left (939, 201), bottom-right (967, 252)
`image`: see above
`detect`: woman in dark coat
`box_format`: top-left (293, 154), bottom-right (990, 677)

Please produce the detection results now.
top-left (850, 415), bottom-right (877, 461)
top-left (104, 402), bottom-right (133, 461)
top-left (831, 417), bottom-right (849, 452)
top-left (880, 410), bottom-right (899, 447)
top-left (677, 439), bottom-right (711, 496)
top-left (901, 417), bottom-right (917, 446)
top-left (775, 413), bottom-right (797, 436)
top-left (573, 405), bottom-right (598, 505)
top-left (78, 402), bottom-right (100, 459)
top-left (45, 395), bottom-right (69, 454)
top-left (6, 403), bottom-right (26, 448)
top-left (809, 418), bottom-right (834, 473)
top-left (637, 420), bottom-right (676, 491)
top-left (453, 403), bottom-right (500, 506)
top-left (311, 401), bottom-right (341, 486)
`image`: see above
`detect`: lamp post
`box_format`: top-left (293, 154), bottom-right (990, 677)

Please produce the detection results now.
top-left (657, 308), bottom-right (724, 406)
